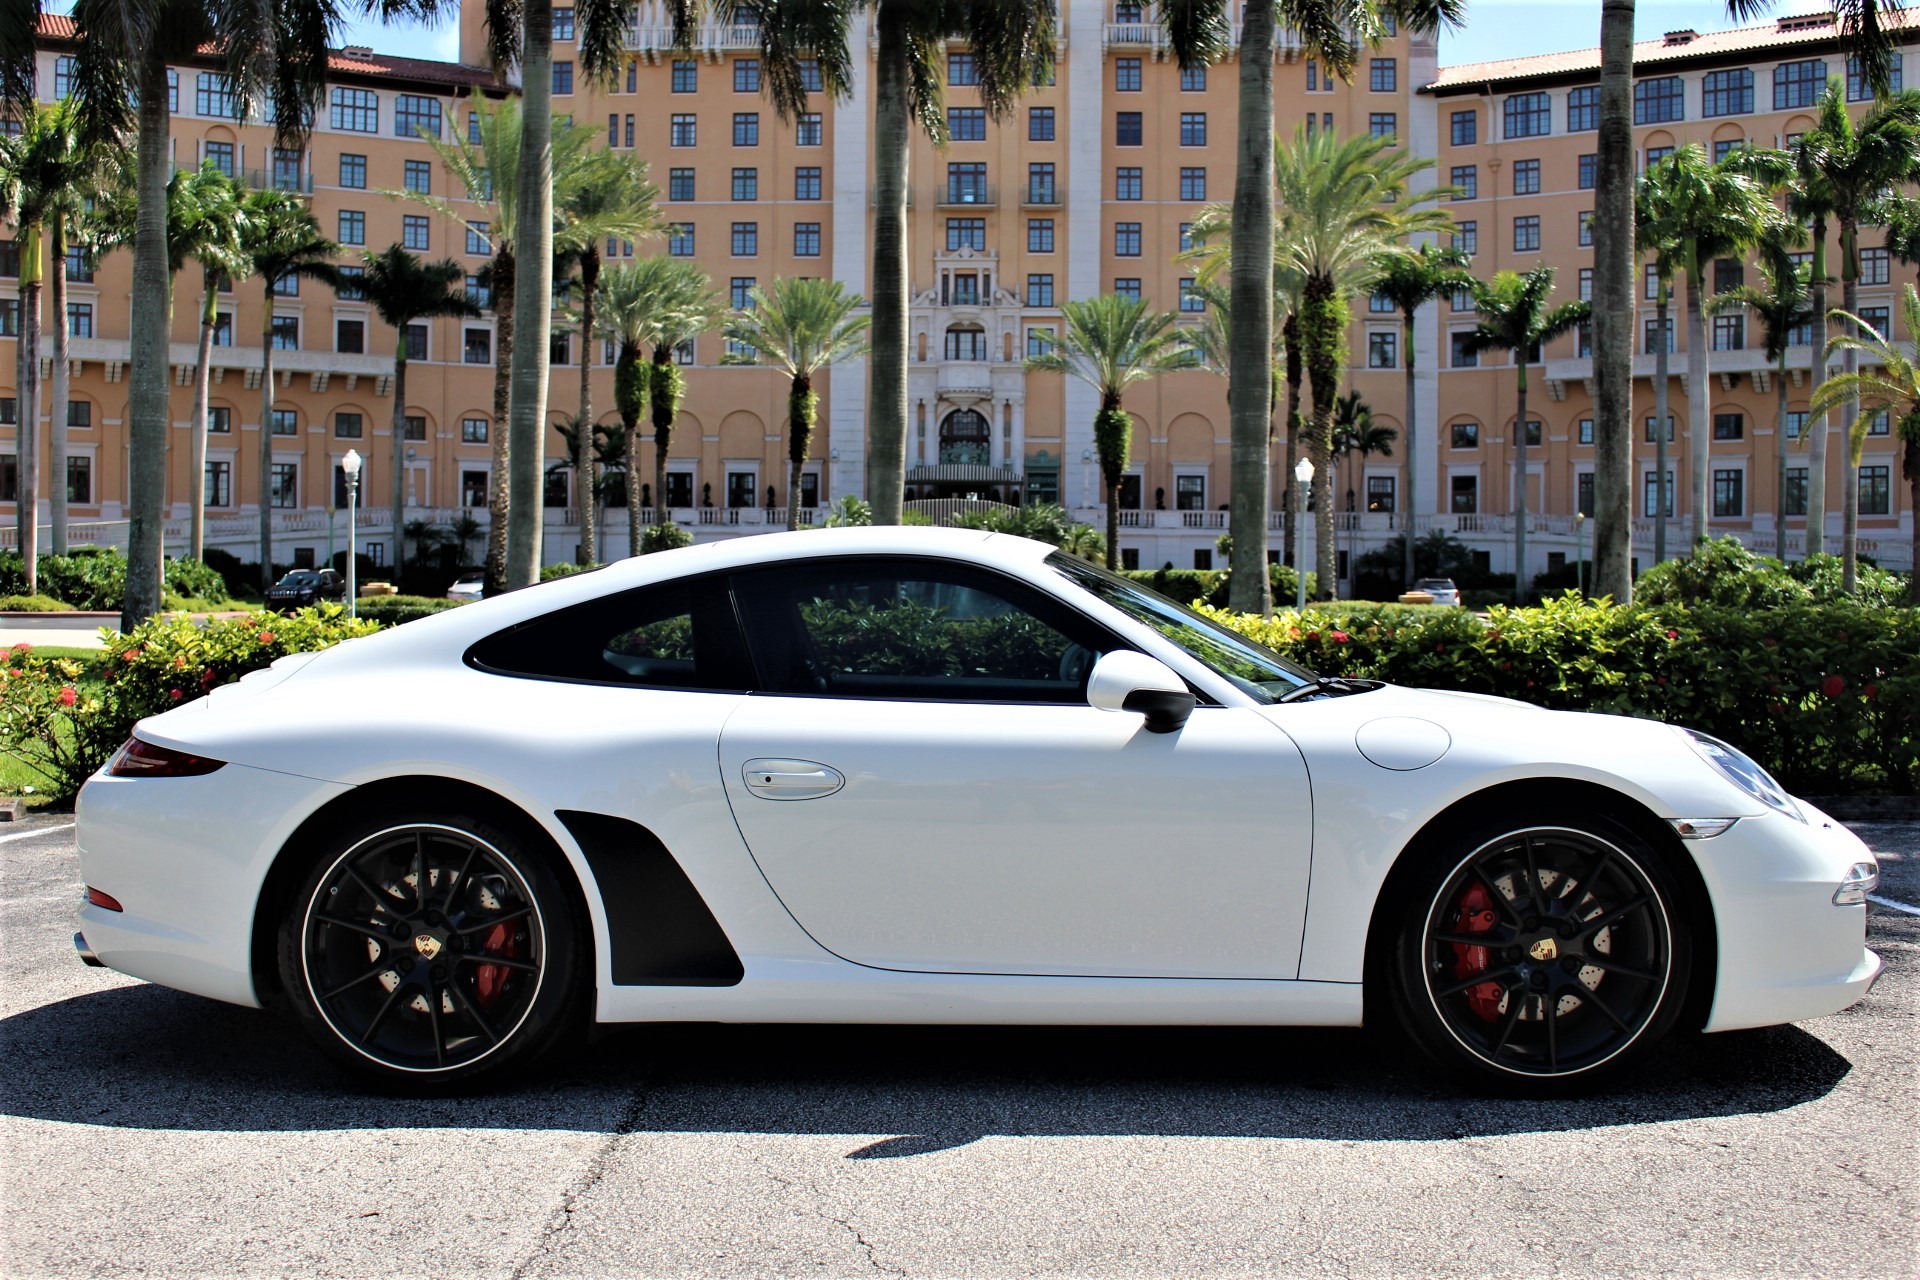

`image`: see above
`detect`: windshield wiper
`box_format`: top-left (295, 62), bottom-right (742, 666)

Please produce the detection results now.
top-left (1275, 676), bottom-right (1378, 703)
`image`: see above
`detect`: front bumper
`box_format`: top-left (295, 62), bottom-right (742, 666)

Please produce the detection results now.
top-left (1692, 800), bottom-right (1883, 1032)
top-left (74, 763), bottom-right (351, 1008)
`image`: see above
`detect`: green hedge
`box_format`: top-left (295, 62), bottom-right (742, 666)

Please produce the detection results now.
top-left (0, 551), bottom-right (232, 611)
top-left (1123, 564), bottom-right (1314, 610)
top-left (352, 595), bottom-right (467, 626)
top-left (1199, 593), bottom-right (1920, 795)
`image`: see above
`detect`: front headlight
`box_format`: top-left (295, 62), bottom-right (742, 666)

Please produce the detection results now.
top-left (1683, 729), bottom-right (1804, 823)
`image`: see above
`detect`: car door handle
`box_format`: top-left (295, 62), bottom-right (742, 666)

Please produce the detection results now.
top-left (741, 758), bottom-right (845, 801)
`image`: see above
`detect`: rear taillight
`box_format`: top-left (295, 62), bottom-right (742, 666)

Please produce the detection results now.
top-left (106, 737), bottom-right (226, 778)
top-left (85, 886), bottom-right (124, 911)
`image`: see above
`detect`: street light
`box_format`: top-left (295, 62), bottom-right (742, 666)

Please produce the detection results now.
top-left (342, 449), bottom-right (363, 620)
top-left (1293, 457), bottom-right (1314, 611)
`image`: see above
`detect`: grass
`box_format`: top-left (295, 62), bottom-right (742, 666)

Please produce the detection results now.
top-left (11, 645), bottom-right (104, 662)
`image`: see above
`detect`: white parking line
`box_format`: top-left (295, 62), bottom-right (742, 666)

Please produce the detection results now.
top-left (1868, 893), bottom-right (1920, 917)
top-left (0, 821), bottom-right (73, 845)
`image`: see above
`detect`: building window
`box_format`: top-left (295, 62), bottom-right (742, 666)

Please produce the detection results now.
top-left (403, 322), bottom-right (429, 359)
top-left (204, 461), bottom-right (232, 508)
top-left (1703, 68), bottom-right (1753, 116)
top-left (1178, 222), bottom-right (1194, 252)
top-left (1505, 92), bottom-right (1551, 138)
top-left (1712, 469), bottom-right (1744, 517)
top-left (1366, 475), bottom-right (1396, 513)
top-left (1860, 247), bottom-right (1891, 286)
top-left (339, 153), bottom-right (367, 189)
top-left (1025, 162), bottom-right (1058, 204)
top-left (1577, 417), bottom-right (1595, 446)
top-left (210, 312), bottom-right (233, 345)
top-left (944, 325), bottom-right (987, 361)
top-left (64, 245), bottom-right (93, 282)
top-left (1370, 58), bottom-right (1397, 92)
top-left (944, 217), bottom-right (986, 252)
top-left (455, 416), bottom-right (487, 445)
top-left (1369, 291), bottom-right (1395, 314)
top-left (1849, 54), bottom-right (1904, 100)
top-left (1713, 138), bottom-right (1746, 163)
top-left (732, 113), bottom-right (758, 145)
top-left (457, 221), bottom-right (489, 257)
top-left (1450, 474), bottom-right (1478, 513)
top-left (334, 210), bottom-right (364, 246)
top-left (1179, 279), bottom-right (1205, 313)
top-left (549, 328), bottom-right (572, 366)
top-left (1451, 287), bottom-right (1475, 312)
top-left (1451, 109), bottom-right (1478, 146)
top-left (470, 109), bottom-right (483, 143)
top-left (1578, 267), bottom-right (1595, 300)
top-left (1572, 154), bottom-right (1596, 191)
top-left (1113, 222), bottom-right (1142, 256)
top-left (196, 72), bottom-right (238, 118)
top-left (793, 166), bottom-right (821, 201)
top-left (336, 265), bottom-right (365, 300)
top-left (1645, 470), bottom-right (1674, 517)
top-left (1450, 334), bottom-right (1478, 368)
top-left (1180, 112), bottom-right (1207, 146)
top-left (1784, 466), bottom-right (1808, 515)
top-left (1453, 221), bottom-right (1477, 255)
top-left (1644, 415), bottom-right (1675, 442)
top-left (730, 222), bottom-right (758, 256)
top-left (402, 158), bottom-right (431, 194)
top-left (1645, 145), bottom-right (1675, 169)
top-left (1564, 85), bottom-right (1599, 133)
top-left (272, 271), bottom-right (301, 298)
top-left (1369, 113), bottom-right (1397, 140)
top-left (404, 415), bottom-right (427, 442)
top-left (1179, 167), bottom-right (1207, 201)
top-left (1115, 167), bottom-right (1142, 200)
top-left (1180, 65), bottom-right (1206, 91)
top-left (1644, 316), bottom-right (1677, 353)
top-left (1451, 165), bottom-right (1477, 200)
top-left (1026, 326), bottom-right (1056, 358)
top-left (671, 59), bottom-right (697, 92)
top-left (1578, 211), bottom-right (1595, 247)
top-left (1860, 306), bottom-right (1891, 337)
top-left (0, 299), bottom-right (18, 337)
top-left (1368, 331), bottom-right (1397, 368)
top-left (670, 114), bottom-right (697, 147)
top-left (263, 408), bottom-right (298, 439)
top-left (797, 113), bottom-right (822, 146)
top-left (336, 318), bottom-right (365, 353)
top-left (668, 224), bottom-right (695, 256)
top-left (1027, 274), bottom-right (1055, 306)
top-left (1175, 475), bottom-right (1206, 510)
top-left (950, 106), bottom-right (986, 141)
top-left (1635, 76), bottom-right (1685, 124)
top-left (67, 302), bottom-right (93, 337)
top-left (53, 55), bottom-right (76, 99)
top-left (457, 327), bottom-right (488, 363)
top-left (1712, 313), bottom-right (1746, 351)
top-left (731, 167), bottom-right (757, 201)
top-left (1714, 412), bottom-right (1745, 440)
top-left (793, 222), bottom-right (821, 256)
top-left (1514, 216), bottom-right (1541, 252)
top-left (330, 86), bottom-right (379, 133)
top-left (204, 406), bottom-right (231, 435)
top-left (946, 162), bottom-right (988, 203)
top-left (1866, 408), bottom-right (1891, 435)
top-left (949, 51), bottom-right (978, 85)
top-left (1115, 57), bottom-right (1141, 91)
top-left (1860, 465), bottom-right (1891, 515)
top-left (403, 215), bottom-right (430, 251)
top-left (1513, 158), bottom-right (1540, 195)
top-left (394, 94), bottom-right (442, 139)
top-left (1024, 218), bottom-right (1054, 253)
top-left (1775, 59), bottom-right (1826, 109)
top-left (1116, 111), bottom-right (1143, 146)
top-left (550, 61), bottom-right (574, 94)
top-left (204, 140), bottom-right (235, 177)
top-left (735, 59), bottom-right (760, 92)
top-left (335, 412), bottom-right (363, 440)
top-left (667, 167), bottom-right (696, 201)
top-left (271, 147), bottom-right (304, 191)
top-left (1028, 106), bottom-right (1055, 141)
top-left (1110, 278), bottom-right (1139, 300)
top-left (798, 58), bottom-right (824, 92)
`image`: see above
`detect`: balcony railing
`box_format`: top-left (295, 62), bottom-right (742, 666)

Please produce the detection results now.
top-left (936, 183), bottom-right (996, 209)
top-left (1020, 185), bottom-right (1061, 208)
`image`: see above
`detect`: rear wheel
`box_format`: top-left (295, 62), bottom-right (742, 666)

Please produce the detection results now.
top-left (277, 808), bottom-right (585, 1088)
top-left (1391, 815), bottom-right (1693, 1087)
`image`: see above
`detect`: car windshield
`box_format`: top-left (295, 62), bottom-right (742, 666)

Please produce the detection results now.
top-left (276, 572), bottom-right (319, 587)
top-left (1047, 553), bottom-right (1316, 703)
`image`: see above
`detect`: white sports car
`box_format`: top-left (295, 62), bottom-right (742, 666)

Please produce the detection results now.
top-left (73, 528), bottom-right (1882, 1089)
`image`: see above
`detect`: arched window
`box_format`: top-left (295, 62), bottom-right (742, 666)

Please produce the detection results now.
top-left (939, 409), bottom-right (991, 465)
top-left (944, 324), bottom-right (986, 361)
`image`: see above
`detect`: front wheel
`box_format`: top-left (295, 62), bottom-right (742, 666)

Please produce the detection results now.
top-left (1390, 816), bottom-right (1694, 1087)
top-left (277, 809), bottom-right (586, 1089)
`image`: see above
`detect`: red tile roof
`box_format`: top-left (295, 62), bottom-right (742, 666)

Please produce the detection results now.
top-left (1426, 7), bottom-right (1920, 93)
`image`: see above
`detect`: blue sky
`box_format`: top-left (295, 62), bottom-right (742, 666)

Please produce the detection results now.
top-left (324, 2), bottom-right (1832, 71)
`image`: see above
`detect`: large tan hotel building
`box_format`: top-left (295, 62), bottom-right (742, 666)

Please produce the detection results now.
top-left (8, 5), bottom-right (1915, 580)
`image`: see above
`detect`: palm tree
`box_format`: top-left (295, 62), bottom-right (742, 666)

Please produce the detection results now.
top-left (1794, 84), bottom-right (1920, 589)
top-left (10, 0), bottom-right (444, 629)
top-left (1811, 285), bottom-right (1920, 602)
top-left (359, 246), bottom-right (481, 575)
top-left (179, 166), bottom-right (248, 565)
top-left (1371, 242), bottom-right (1473, 589)
top-left (554, 149), bottom-right (661, 564)
top-left (720, 278), bottom-right (871, 532)
top-left (1024, 294), bottom-right (1198, 570)
top-left (240, 189), bottom-right (340, 588)
top-left (1587, 0), bottom-right (1906, 605)
top-left (1636, 144), bottom-right (1793, 549)
top-left (1459, 266), bottom-right (1591, 604)
top-left (1635, 169), bottom-right (1684, 565)
top-left (1713, 245), bottom-right (1813, 561)
top-left (1330, 389), bottom-right (1396, 590)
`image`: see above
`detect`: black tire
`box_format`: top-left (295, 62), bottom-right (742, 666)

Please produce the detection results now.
top-left (276, 803), bottom-right (587, 1090)
top-left (1388, 808), bottom-right (1694, 1089)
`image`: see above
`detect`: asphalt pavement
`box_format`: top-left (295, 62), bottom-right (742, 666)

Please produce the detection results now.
top-left (1, 813), bottom-right (1914, 1279)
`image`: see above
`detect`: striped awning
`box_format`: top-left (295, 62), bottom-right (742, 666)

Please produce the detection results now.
top-left (905, 464), bottom-right (1023, 483)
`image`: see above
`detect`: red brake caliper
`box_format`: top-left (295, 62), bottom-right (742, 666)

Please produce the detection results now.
top-left (1450, 882), bottom-right (1505, 1023)
top-left (472, 921), bottom-right (521, 1010)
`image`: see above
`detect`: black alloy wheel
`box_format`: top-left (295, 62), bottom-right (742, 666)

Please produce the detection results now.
top-left (280, 812), bottom-right (584, 1086)
top-left (1394, 819), bottom-right (1691, 1085)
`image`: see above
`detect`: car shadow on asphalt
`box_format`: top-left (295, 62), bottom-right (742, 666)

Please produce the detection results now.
top-left (0, 982), bottom-right (1857, 1150)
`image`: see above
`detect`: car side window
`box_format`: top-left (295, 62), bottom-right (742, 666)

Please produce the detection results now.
top-left (467, 576), bottom-right (752, 689)
top-left (731, 558), bottom-right (1110, 703)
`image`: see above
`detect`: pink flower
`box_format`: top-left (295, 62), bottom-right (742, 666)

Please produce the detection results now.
top-left (1330, 630), bottom-right (1349, 644)
top-left (168, 689), bottom-right (183, 701)
top-left (258, 632), bottom-right (276, 644)
top-left (1865, 683), bottom-right (1880, 701)
top-left (1822, 675), bottom-right (1846, 699)
top-left (9, 642), bottom-right (29, 652)
top-left (56, 686), bottom-right (76, 707)
top-left (1665, 629), bottom-right (1679, 641)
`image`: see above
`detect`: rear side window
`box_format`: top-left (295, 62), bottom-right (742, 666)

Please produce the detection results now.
top-left (467, 577), bottom-right (752, 689)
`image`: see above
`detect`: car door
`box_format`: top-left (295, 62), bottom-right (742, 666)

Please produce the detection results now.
top-left (717, 556), bottom-right (1313, 980)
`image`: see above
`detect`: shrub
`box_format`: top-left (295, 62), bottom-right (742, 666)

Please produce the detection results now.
top-left (0, 550), bottom-right (232, 610)
top-left (0, 605), bottom-right (379, 803)
top-left (540, 561), bottom-right (599, 581)
top-left (641, 521), bottom-right (694, 554)
top-left (0, 594), bottom-right (75, 612)
top-left (1122, 564), bottom-right (1313, 610)
top-left (1198, 593), bottom-right (1919, 794)
top-left (1635, 537), bottom-right (1909, 609)
top-left (199, 547), bottom-right (251, 598)
top-left (353, 595), bottom-right (467, 626)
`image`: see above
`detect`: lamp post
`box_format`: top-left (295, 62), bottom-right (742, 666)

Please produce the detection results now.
top-left (342, 449), bottom-right (362, 620)
top-left (1575, 511), bottom-right (1587, 597)
top-left (1293, 457), bottom-right (1314, 611)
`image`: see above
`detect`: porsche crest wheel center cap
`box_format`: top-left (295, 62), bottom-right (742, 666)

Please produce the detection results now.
top-left (413, 930), bottom-right (446, 960)
top-left (1528, 936), bottom-right (1559, 962)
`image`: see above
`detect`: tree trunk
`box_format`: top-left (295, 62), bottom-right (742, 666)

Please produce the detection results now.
top-left (506, 0), bottom-right (555, 587)
top-left (1839, 220), bottom-right (1860, 592)
top-left (484, 248), bottom-right (515, 595)
top-left (390, 335), bottom-right (409, 576)
top-left (788, 373), bottom-right (814, 532)
top-left (1774, 351), bottom-right (1789, 561)
top-left (48, 213), bottom-right (68, 556)
top-left (576, 250), bottom-right (599, 565)
top-left (1654, 289), bottom-right (1671, 559)
top-left (1303, 278), bottom-right (1341, 601)
top-left (652, 345), bottom-right (677, 530)
top-left (124, 47), bottom-right (173, 631)
top-left (1224, 0), bottom-right (1275, 616)
top-left (15, 237), bottom-right (39, 596)
top-left (1805, 214), bottom-right (1831, 555)
top-left (1282, 311), bottom-right (1301, 570)
top-left (1513, 364), bottom-right (1529, 604)
top-left (866, 5), bottom-right (909, 525)
top-left (1906, 435), bottom-right (1919, 604)
top-left (258, 289), bottom-right (276, 590)
top-left (1684, 256), bottom-right (1711, 546)
top-left (1401, 309), bottom-right (1418, 589)
top-left (1589, 0), bottom-right (1637, 604)
top-left (615, 340), bottom-right (644, 556)
top-left (189, 272), bottom-right (217, 562)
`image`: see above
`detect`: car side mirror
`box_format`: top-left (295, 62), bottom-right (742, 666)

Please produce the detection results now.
top-left (1087, 650), bottom-right (1197, 734)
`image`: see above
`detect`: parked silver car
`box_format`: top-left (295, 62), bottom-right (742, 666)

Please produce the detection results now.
top-left (1413, 577), bottom-right (1461, 606)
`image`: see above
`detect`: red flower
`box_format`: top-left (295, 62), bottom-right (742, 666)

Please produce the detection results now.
top-left (167, 689), bottom-right (183, 701)
top-left (56, 686), bottom-right (76, 707)
top-left (1822, 675), bottom-right (1846, 698)
top-left (172, 656), bottom-right (187, 669)
top-left (1665, 629), bottom-right (1679, 641)
top-left (1500, 660), bottom-right (1513, 671)
top-left (258, 632), bottom-right (275, 644)
top-left (1771, 701), bottom-right (1786, 714)
top-left (1762, 636), bottom-right (1778, 648)
top-left (7, 669), bottom-right (20, 679)
top-left (200, 669), bottom-right (216, 688)
top-left (1330, 630), bottom-right (1349, 644)
top-left (1435, 643), bottom-right (1446, 653)
top-left (9, 642), bottom-right (29, 652)
top-left (120, 649), bottom-right (139, 663)
top-left (1656, 676), bottom-right (1668, 685)
top-left (1865, 683), bottom-right (1880, 701)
